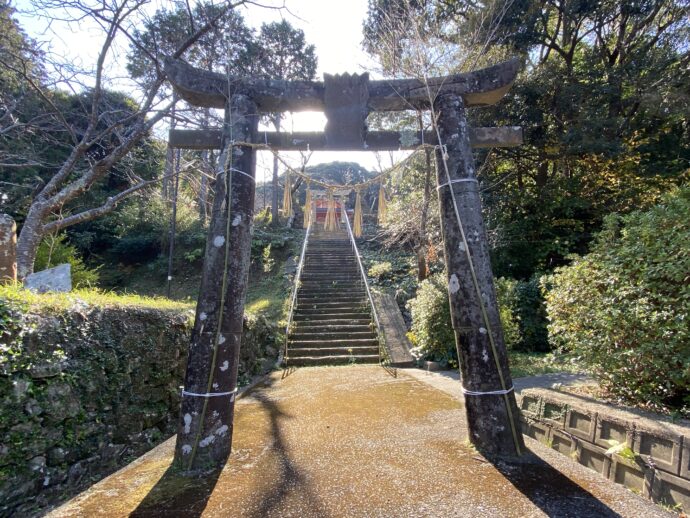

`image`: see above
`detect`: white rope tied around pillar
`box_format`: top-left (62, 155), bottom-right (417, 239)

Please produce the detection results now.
top-left (229, 167), bottom-right (255, 182)
top-left (182, 387), bottom-right (238, 398)
top-left (216, 168), bottom-right (254, 182)
top-left (436, 178), bottom-right (478, 190)
top-left (461, 386), bottom-right (514, 396)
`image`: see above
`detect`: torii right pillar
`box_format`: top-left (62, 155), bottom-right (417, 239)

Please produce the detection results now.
top-left (434, 93), bottom-right (525, 457)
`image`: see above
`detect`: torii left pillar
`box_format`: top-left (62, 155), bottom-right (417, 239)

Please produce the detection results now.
top-left (173, 94), bottom-right (258, 472)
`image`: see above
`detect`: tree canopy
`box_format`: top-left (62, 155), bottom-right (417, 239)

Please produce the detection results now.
top-left (364, 0), bottom-right (690, 278)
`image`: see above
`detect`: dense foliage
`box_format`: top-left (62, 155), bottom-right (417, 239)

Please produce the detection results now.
top-left (364, 0), bottom-right (689, 280)
top-left (546, 188), bottom-right (690, 414)
top-left (406, 273), bottom-right (457, 367)
top-left (34, 233), bottom-right (99, 288)
top-left (362, 0), bottom-right (689, 375)
top-left (406, 273), bottom-right (520, 367)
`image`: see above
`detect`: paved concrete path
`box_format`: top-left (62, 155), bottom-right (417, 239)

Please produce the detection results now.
top-left (409, 368), bottom-right (595, 393)
top-left (48, 366), bottom-right (668, 517)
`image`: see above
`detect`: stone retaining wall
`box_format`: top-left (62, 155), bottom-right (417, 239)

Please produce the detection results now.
top-left (0, 297), bottom-right (278, 517)
top-left (517, 388), bottom-right (690, 512)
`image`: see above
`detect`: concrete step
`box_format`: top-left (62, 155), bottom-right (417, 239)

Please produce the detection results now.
top-left (292, 329), bottom-right (374, 337)
top-left (297, 295), bottom-right (366, 303)
top-left (296, 309), bottom-right (367, 317)
top-left (306, 251), bottom-right (352, 255)
top-left (299, 281), bottom-right (362, 288)
top-left (296, 301), bottom-right (366, 309)
top-left (303, 259), bottom-right (358, 264)
top-left (303, 258), bottom-right (355, 262)
top-left (296, 296), bottom-right (366, 303)
top-left (288, 346), bottom-right (379, 357)
top-left (298, 288), bottom-right (362, 295)
top-left (292, 318), bottom-right (372, 326)
top-left (290, 336), bottom-right (376, 342)
top-left (301, 270), bottom-right (360, 277)
top-left (289, 338), bottom-right (378, 348)
top-left (286, 354), bottom-right (379, 367)
top-left (305, 250), bottom-right (354, 254)
top-left (298, 288), bottom-right (366, 296)
top-left (302, 268), bottom-right (357, 273)
top-left (300, 275), bottom-right (361, 281)
top-left (305, 251), bottom-right (355, 254)
top-left (298, 298), bottom-right (367, 305)
top-left (296, 303), bottom-right (368, 312)
top-left (302, 271), bottom-right (358, 276)
top-left (305, 253), bottom-right (353, 258)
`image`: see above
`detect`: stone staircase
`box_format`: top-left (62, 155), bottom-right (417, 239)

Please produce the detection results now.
top-left (287, 227), bottom-right (379, 367)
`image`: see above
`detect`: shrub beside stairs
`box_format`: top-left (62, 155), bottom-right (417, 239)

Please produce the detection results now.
top-left (287, 227), bottom-right (379, 367)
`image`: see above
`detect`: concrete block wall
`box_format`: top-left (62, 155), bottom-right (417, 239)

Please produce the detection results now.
top-left (517, 389), bottom-right (690, 512)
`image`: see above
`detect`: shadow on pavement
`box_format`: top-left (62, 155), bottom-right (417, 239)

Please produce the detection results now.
top-left (247, 388), bottom-right (328, 518)
top-left (129, 465), bottom-right (222, 518)
top-left (491, 450), bottom-right (623, 518)
top-left (130, 372), bottom-right (327, 517)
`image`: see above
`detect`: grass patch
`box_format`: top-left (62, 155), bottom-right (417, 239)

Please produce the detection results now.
top-left (0, 284), bottom-right (193, 312)
top-left (509, 351), bottom-right (586, 379)
top-left (245, 273), bottom-right (288, 325)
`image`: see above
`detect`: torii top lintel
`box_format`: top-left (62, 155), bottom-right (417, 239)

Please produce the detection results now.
top-left (164, 57), bottom-right (520, 113)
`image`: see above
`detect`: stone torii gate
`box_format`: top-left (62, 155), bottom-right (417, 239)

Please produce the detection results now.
top-left (165, 57), bottom-right (526, 471)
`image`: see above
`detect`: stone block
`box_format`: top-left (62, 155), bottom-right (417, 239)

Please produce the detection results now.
top-left (634, 428), bottom-right (681, 475)
top-left (565, 408), bottom-right (597, 442)
top-left (680, 435), bottom-right (690, 479)
top-left (541, 398), bottom-right (568, 428)
top-left (576, 441), bottom-right (611, 478)
top-left (651, 470), bottom-right (690, 512)
top-left (550, 429), bottom-right (576, 457)
top-left (24, 263), bottom-right (71, 293)
top-left (594, 415), bottom-right (633, 450)
top-left (522, 417), bottom-right (551, 444)
top-left (519, 393), bottom-right (542, 418)
top-left (609, 456), bottom-right (650, 496)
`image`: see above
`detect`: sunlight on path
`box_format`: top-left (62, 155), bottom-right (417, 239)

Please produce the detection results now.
top-left (48, 366), bottom-right (668, 518)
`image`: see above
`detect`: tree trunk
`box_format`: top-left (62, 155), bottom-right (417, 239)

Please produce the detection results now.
top-left (163, 97), bottom-right (178, 199)
top-left (433, 93), bottom-right (524, 458)
top-left (16, 202), bottom-right (48, 280)
top-left (0, 215), bottom-right (17, 284)
top-left (417, 111), bottom-right (432, 282)
top-left (199, 108), bottom-right (211, 224)
top-left (416, 249), bottom-right (427, 282)
top-left (199, 150), bottom-right (209, 224)
top-left (173, 94), bottom-right (258, 472)
top-left (535, 160), bottom-right (549, 188)
top-left (270, 116), bottom-right (281, 225)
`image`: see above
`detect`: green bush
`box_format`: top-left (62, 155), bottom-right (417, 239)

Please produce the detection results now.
top-left (407, 273), bottom-right (520, 367)
top-left (495, 277), bottom-right (521, 349)
top-left (368, 261), bottom-right (393, 280)
top-left (513, 274), bottom-right (550, 352)
top-left (34, 233), bottom-right (99, 287)
top-left (545, 187), bottom-right (690, 414)
top-left (407, 273), bottom-right (456, 366)
top-left (111, 234), bottom-right (161, 263)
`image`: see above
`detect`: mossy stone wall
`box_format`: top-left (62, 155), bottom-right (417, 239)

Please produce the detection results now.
top-left (0, 297), bottom-right (277, 516)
